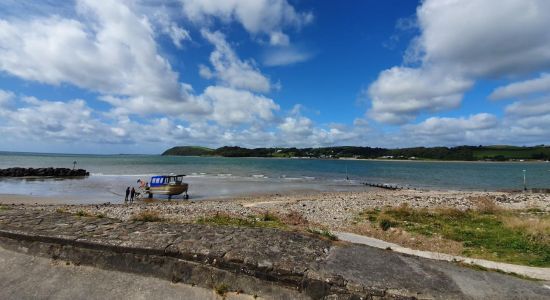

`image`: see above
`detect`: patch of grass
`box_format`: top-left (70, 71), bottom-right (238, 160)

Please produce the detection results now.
top-left (279, 210), bottom-right (309, 227)
top-left (196, 212), bottom-right (285, 229)
top-left (261, 212), bottom-right (278, 222)
top-left (131, 210), bottom-right (164, 222)
top-left (214, 283), bottom-right (230, 296)
top-left (307, 228), bottom-right (339, 241)
top-left (0, 205), bottom-right (10, 211)
top-left (379, 218), bottom-right (396, 231)
top-left (75, 210), bottom-right (91, 217)
top-left (361, 204), bottom-right (550, 267)
top-left (55, 208), bottom-right (66, 214)
top-left (95, 213), bottom-right (105, 219)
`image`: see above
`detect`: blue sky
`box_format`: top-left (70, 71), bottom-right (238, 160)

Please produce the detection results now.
top-left (0, 0), bottom-right (549, 154)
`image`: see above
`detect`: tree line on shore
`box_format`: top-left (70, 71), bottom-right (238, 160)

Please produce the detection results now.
top-left (162, 145), bottom-right (550, 161)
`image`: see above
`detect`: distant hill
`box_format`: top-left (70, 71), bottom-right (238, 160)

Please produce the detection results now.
top-left (161, 145), bottom-right (550, 161)
top-left (161, 146), bottom-right (213, 156)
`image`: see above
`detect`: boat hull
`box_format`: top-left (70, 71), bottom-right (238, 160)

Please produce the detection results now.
top-left (148, 183), bottom-right (188, 195)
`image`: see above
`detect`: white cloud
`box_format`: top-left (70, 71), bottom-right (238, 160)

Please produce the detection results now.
top-left (279, 115), bottom-right (313, 137)
top-left (0, 0), bottom-right (187, 116)
top-left (150, 7), bottom-right (191, 49)
top-left (201, 30), bottom-right (272, 93)
top-left (263, 46), bottom-right (313, 67)
top-left (3, 97), bottom-right (105, 142)
top-left (0, 89), bottom-right (14, 108)
top-left (269, 31), bottom-right (290, 46)
top-left (505, 97), bottom-right (550, 118)
top-left (368, 0), bottom-right (550, 124)
top-left (200, 86), bottom-right (279, 126)
top-left (165, 23), bottom-right (191, 49)
top-left (179, 0), bottom-right (312, 44)
top-left (490, 73), bottom-right (550, 100)
top-left (367, 67), bottom-right (472, 124)
top-left (416, 0), bottom-right (550, 77)
top-left (401, 113), bottom-right (499, 145)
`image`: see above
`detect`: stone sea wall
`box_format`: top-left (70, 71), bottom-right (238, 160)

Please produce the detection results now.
top-left (1, 209), bottom-right (548, 299)
top-left (0, 167), bottom-right (89, 177)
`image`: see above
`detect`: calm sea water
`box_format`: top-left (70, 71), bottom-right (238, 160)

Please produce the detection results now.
top-left (0, 152), bottom-right (549, 203)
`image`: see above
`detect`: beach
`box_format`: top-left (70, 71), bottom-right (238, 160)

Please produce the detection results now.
top-left (2, 187), bottom-right (549, 259)
top-left (1, 153), bottom-right (549, 272)
top-left (8, 187), bottom-right (547, 220)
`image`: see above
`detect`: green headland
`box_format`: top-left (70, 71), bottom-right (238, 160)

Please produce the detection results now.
top-left (162, 145), bottom-right (550, 161)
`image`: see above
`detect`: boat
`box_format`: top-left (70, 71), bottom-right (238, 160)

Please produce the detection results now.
top-left (143, 174), bottom-right (189, 199)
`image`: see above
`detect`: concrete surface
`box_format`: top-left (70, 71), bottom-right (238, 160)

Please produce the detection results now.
top-left (0, 247), bottom-right (254, 300)
top-left (336, 231), bottom-right (550, 281)
top-left (316, 244), bottom-right (550, 299)
top-left (1, 208), bottom-right (550, 299)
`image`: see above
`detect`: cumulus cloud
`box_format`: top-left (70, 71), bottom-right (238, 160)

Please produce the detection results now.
top-left (505, 97), bottom-right (550, 118)
top-left (0, 0), bottom-right (188, 116)
top-left (368, 0), bottom-right (550, 124)
top-left (490, 73), bottom-right (550, 100)
top-left (180, 0), bottom-right (312, 45)
top-left (416, 0), bottom-right (550, 77)
top-left (367, 67), bottom-right (472, 124)
top-left (401, 113), bottom-right (499, 145)
top-left (200, 86), bottom-right (279, 126)
top-left (200, 30), bottom-right (272, 93)
top-left (2, 96), bottom-right (110, 142)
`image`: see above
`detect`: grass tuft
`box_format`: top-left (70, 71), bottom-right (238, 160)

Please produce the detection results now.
top-left (308, 228), bottom-right (339, 241)
top-left (75, 210), bottom-right (91, 217)
top-left (214, 283), bottom-right (230, 296)
top-left (379, 218), bottom-right (396, 231)
top-left (131, 210), bottom-right (164, 222)
top-left (197, 212), bottom-right (285, 229)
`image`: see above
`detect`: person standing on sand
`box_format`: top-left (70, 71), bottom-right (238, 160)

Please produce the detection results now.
top-left (125, 187), bottom-right (130, 202)
top-left (130, 187), bottom-right (135, 203)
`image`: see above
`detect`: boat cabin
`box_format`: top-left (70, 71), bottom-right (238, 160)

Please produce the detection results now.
top-left (150, 175), bottom-right (185, 187)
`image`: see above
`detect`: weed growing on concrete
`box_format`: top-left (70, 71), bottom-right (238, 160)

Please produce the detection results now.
top-left (307, 228), bottom-right (339, 241)
top-left (214, 283), bottom-right (230, 296)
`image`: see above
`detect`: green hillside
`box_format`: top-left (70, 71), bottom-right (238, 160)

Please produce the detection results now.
top-left (473, 146), bottom-right (550, 161)
top-left (161, 145), bottom-right (550, 161)
top-left (161, 146), bottom-right (213, 156)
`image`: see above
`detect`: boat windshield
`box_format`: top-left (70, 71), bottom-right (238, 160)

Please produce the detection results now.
top-left (169, 176), bottom-right (183, 184)
top-left (150, 175), bottom-right (184, 186)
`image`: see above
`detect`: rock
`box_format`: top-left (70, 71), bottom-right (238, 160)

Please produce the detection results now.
top-left (0, 167), bottom-right (89, 177)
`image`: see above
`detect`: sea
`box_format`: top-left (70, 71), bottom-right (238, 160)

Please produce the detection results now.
top-left (1, 152), bottom-right (549, 204)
